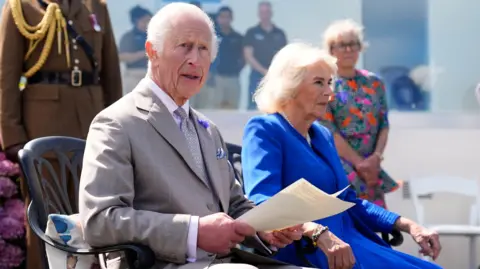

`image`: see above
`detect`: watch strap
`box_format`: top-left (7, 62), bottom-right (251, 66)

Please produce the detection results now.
top-left (312, 226), bottom-right (329, 246)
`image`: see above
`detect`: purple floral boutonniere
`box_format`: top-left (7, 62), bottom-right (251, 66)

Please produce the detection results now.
top-left (198, 119), bottom-right (209, 129)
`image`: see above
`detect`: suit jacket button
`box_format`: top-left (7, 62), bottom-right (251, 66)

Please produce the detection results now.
top-left (207, 203), bottom-right (215, 211)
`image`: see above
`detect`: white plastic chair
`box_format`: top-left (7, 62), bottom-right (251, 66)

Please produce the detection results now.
top-left (475, 83), bottom-right (480, 106)
top-left (409, 176), bottom-right (480, 269)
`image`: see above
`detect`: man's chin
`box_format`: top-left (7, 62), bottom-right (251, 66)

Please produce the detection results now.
top-left (182, 87), bottom-right (202, 99)
top-left (179, 80), bottom-right (203, 93)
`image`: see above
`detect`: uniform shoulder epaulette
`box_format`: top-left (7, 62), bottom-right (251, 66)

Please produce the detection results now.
top-left (9, 0), bottom-right (71, 89)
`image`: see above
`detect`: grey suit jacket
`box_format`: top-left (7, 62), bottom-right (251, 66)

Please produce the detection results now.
top-left (78, 82), bottom-right (254, 267)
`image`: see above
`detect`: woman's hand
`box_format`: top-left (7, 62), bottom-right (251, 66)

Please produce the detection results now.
top-left (355, 155), bottom-right (381, 187)
top-left (410, 224), bottom-right (441, 260)
top-left (316, 231), bottom-right (356, 269)
top-left (304, 222), bottom-right (355, 269)
top-left (395, 217), bottom-right (442, 260)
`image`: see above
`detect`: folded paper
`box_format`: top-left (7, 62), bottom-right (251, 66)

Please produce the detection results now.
top-left (238, 178), bottom-right (354, 231)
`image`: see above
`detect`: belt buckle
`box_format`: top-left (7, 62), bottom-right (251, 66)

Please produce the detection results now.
top-left (71, 70), bottom-right (82, 87)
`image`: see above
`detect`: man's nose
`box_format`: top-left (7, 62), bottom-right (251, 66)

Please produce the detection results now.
top-left (187, 49), bottom-right (200, 66)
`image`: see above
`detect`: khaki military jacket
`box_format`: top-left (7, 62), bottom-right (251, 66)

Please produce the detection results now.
top-left (0, 0), bottom-right (122, 149)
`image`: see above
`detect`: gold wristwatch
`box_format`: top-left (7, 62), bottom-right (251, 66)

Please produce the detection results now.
top-left (312, 226), bottom-right (329, 246)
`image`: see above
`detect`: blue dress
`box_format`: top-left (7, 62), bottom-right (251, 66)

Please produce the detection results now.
top-left (241, 113), bottom-right (442, 269)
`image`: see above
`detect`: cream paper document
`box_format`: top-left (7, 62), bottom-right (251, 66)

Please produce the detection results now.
top-left (238, 178), bottom-right (355, 231)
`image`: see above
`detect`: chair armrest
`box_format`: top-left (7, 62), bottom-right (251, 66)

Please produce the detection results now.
top-left (381, 229), bottom-right (404, 247)
top-left (27, 203), bottom-right (156, 268)
top-left (241, 234), bottom-right (276, 257)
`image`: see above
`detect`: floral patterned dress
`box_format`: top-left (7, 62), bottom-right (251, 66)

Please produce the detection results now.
top-left (319, 69), bottom-right (399, 208)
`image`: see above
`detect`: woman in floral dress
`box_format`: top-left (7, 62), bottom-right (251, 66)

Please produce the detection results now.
top-left (319, 19), bottom-right (399, 208)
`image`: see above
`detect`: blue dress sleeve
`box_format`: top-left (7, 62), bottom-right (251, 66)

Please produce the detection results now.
top-left (241, 117), bottom-right (283, 205)
top-left (344, 189), bottom-right (400, 233)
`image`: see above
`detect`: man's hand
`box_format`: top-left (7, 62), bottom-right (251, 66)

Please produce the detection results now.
top-left (5, 143), bottom-right (25, 163)
top-left (197, 213), bottom-right (255, 255)
top-left (258, 224), bottom-right (303, 248)
top-left (316, 231), bottom-right (356, 269)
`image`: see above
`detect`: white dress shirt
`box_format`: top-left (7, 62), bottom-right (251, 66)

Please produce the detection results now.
top-left (143, 77), bottom-right (199, 262)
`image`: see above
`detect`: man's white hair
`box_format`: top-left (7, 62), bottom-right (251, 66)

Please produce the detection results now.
top-left (322, 19), bottom-right (366, 52)
top-left (254, 42), bottom-right (337, 113)
top-left (146, 2), bottom-right (218, 62)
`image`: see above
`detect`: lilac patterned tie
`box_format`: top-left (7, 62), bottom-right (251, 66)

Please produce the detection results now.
top-left (174, 107), bottom-right (206, 179)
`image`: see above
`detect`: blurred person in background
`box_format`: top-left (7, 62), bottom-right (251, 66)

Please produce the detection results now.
top-left (0, 0), bottom-right (122, 268)
top-left (119, 5), bottom-right (152, 95)
top-left (214, 6), bottom-right (245, 109)
top-left (189, 0), bottom-right (216, 22)
top-left (244, 1), bottom-right (287, 110)
top-left (189, 1), bottom-right (201, 8)
top-left (319, 19), bottom-right (400, 209)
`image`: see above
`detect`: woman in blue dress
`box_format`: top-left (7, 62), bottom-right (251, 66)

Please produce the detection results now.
top-left (241, 42), bottom-right (442, 269)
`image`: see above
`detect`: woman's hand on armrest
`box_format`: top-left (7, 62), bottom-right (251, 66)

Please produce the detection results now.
top-left (302, 222), bottom-right (356, 268)
top-left (394, 217), bottom-right (442, 260)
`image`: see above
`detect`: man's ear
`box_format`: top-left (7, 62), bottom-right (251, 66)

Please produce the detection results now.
top-left (145, 41), bottom-right (156, 59)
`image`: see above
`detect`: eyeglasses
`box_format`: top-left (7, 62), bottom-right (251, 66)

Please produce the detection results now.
top-left (331, 41), bottom-right (361, 52)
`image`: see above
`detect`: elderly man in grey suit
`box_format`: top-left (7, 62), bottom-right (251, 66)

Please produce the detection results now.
top-left (79, 3), bottom-right (308, 269)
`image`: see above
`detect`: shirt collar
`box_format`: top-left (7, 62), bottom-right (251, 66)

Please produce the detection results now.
top-left (143, 77), bottom-right (190, 116)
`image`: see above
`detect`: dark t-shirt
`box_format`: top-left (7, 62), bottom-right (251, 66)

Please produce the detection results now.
top-left (216, 29), bottom-right (245, 76)
top-left (119, 28), bottom-right (148, 69)
top-left (243, 24), bottom-right (287, 69)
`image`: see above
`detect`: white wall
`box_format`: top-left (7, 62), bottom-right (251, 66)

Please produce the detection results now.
top-left (427, 0), bottom-right (480, 112)
top-left (202, 110), bottom-right (480, 269)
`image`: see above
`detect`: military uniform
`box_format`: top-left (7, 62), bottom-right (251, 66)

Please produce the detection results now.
top-left (0, 0), bottom-right (122, 268)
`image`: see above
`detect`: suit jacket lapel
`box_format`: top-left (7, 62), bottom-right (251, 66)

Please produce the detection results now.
top-left (134, 86), bottom-right (209, 188)
top-left (191, 111), bottom-right (226, 210)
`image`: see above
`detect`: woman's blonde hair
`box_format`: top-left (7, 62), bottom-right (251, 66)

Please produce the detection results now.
top-left (253, 42), bottom-right (337, 113)
top-left (322, 19), bottom-right (366, 52)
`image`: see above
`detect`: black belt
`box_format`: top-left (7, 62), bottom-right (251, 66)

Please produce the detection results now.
top-left (27, 70), bottom-right (99, 87)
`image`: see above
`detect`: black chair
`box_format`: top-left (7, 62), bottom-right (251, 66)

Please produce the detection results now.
top-left (226, 142), bottom-right (244, 189)
top-left (17, 136), bottom-right (155, 269)
top-left (225, 142), bottom-right (404, 267)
